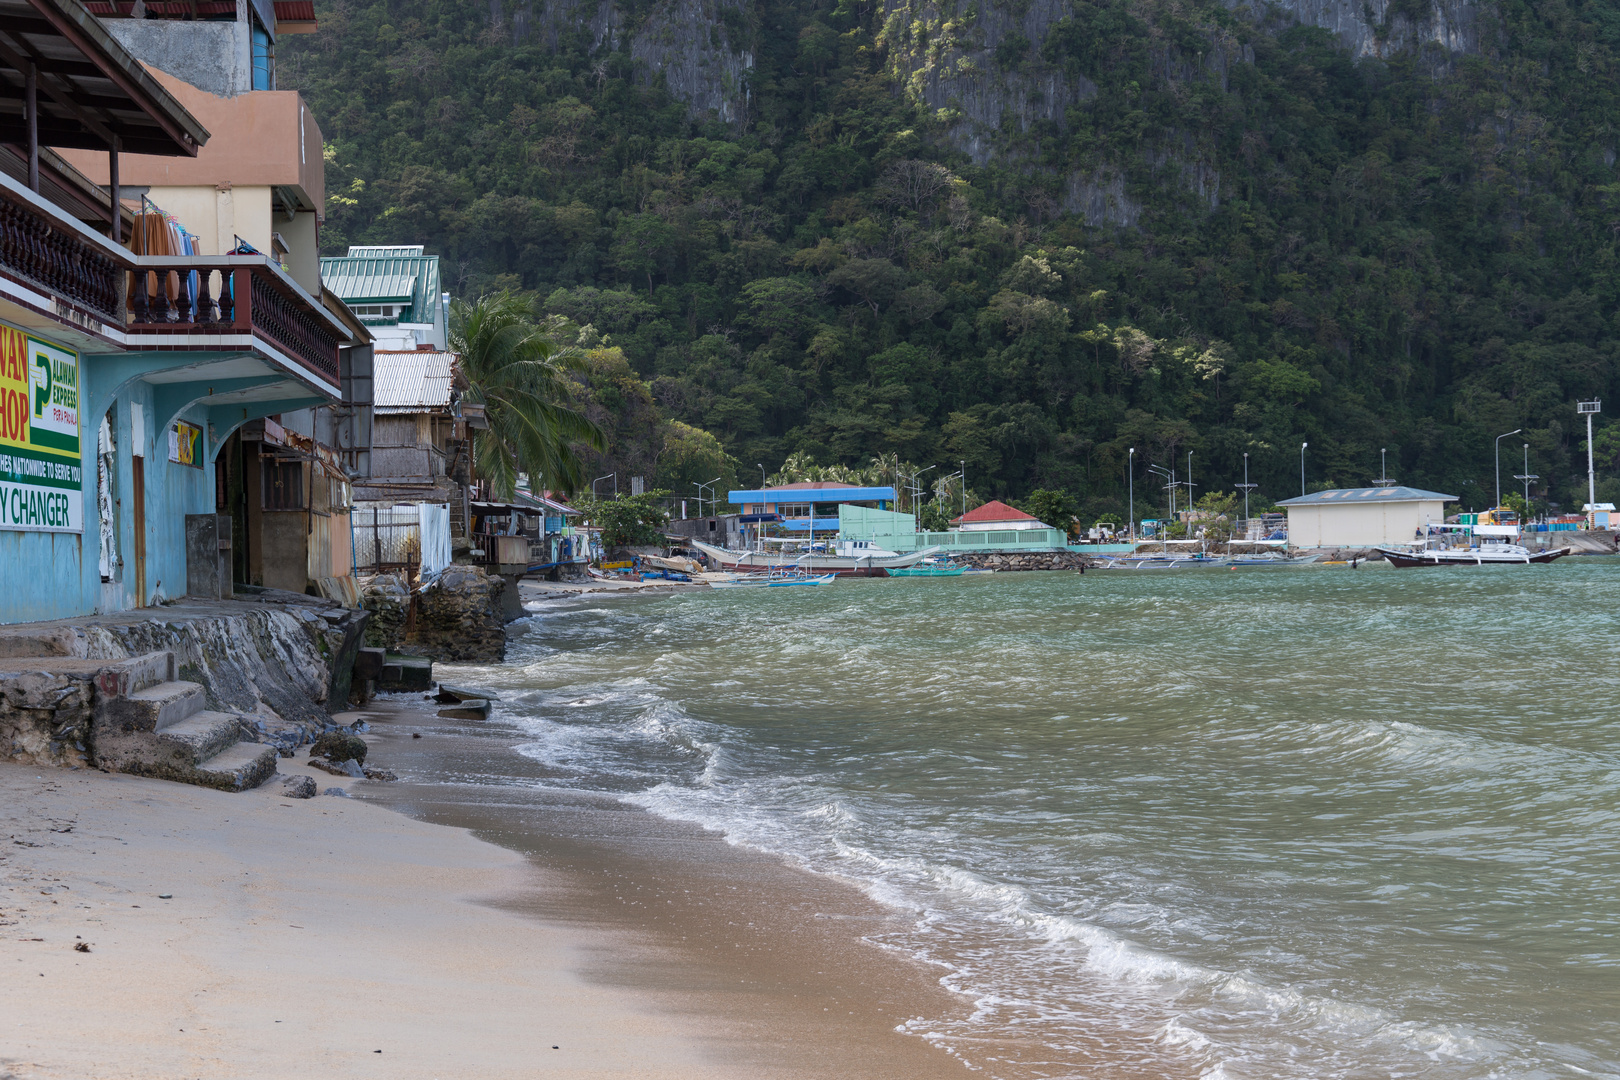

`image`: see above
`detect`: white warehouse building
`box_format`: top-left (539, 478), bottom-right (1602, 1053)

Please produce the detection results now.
top-left (1278, 486), bottom-right (1457, 548)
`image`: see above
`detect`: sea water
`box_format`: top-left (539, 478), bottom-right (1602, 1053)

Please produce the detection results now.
top-left (456, 561), bottom-right (1620, 1078)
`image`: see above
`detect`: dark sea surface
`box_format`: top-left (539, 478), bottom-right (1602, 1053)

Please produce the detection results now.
top-left (439, 559), bottom-right (1620, 1079)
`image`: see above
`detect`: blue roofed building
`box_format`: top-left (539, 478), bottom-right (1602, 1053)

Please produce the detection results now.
top-left (728, 481), bottom-right (897, 534)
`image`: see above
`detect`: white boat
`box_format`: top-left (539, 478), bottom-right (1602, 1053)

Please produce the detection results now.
top-left (1376, 542), bottom-right (1571, 567)
top-left (1376, 522), bottom-right (1572, 567)
top-left (708, 570), bottom-right (838, 589)
top-left (690, 539), bottom-right (941, 577)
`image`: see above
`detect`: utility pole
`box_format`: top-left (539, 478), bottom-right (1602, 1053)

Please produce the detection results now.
top-left (1185, 450), bottom-right (1195, 519)
top-left (1236, 452), bottom-right (1257, 534)
top-left (1300, 442), bottom-right (1308, 497)
top-left (1579, 401), bottom-right (1601, 516)
top-left (1514, 444), bottom-right (1537, 516)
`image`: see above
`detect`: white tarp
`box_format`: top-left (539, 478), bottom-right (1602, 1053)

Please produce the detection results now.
top-left (417, 502), bottom-right (451, 581)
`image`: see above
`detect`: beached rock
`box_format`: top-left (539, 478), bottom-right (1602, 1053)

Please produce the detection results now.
top-left (322, 787), bottom-right (349, 797)
top-left (310, 731), bottom-right (368, 766)
top-left (951, 552), bottom-right (1091, 572)
top-left (279, 775), bottom-right (318, 799)
top-left (362, 766), bottom-right (399, 781)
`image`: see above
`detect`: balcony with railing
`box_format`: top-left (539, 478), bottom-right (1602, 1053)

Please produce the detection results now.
top-left (0, 172), bottom-right (342, 389)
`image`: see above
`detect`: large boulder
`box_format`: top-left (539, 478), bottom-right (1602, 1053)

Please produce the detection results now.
top-left (413, 566), bottom-right (506, 663)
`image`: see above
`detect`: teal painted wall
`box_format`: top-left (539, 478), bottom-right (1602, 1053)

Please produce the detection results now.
top-left (0, 359), bottom-right (220, 625)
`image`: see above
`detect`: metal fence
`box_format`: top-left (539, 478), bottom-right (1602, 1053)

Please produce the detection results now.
top-left (351, 506), bottom-right (422, 574)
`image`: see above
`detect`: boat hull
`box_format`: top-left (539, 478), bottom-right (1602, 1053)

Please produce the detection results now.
top-left (690, 540), bottom-right (938, 576)
top-left (1375, 546), bottom-right (1572, 568)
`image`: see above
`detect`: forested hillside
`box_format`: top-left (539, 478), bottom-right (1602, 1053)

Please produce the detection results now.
top-left (284, 0), bottom-right (1620, 517)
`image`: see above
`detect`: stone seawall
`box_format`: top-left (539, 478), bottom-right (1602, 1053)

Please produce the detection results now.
top-left (359, 567), bottom-right (507, 663)
top-left (954, 551), bottom-right (1091, 571)
top-left (0, 594), bottom-right (367, 769)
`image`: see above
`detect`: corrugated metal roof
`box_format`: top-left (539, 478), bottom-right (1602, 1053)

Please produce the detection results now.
top-left (373, 350), bottom-right (455, 413)
top-left (321, 262), bottom-right (416, 303)
top-left (346, 245), bottom-right (425, 257)
top-left (1278, 486), bottom-right (1457, 506)
top-left (320, 248), bottom-right (441, 323)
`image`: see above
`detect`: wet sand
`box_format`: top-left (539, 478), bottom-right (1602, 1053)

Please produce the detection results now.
top-left (351, 694), bottom-right (978, 1078)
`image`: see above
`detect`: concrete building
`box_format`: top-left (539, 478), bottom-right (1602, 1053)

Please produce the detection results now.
top-left (1278, 486), bottom-right (1457, 548)
top-left (56, 0), bottom-right (326, 296)
top-left (0, 0), bottom-right (354, 622)
top-left (320, 246), bottom-right (448, 351)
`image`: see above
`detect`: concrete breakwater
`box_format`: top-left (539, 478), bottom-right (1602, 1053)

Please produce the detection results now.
top-left (0, 592), bottom-right (367, 771)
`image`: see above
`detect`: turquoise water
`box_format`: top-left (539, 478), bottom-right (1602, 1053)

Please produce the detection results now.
top-left (469, 561), bottom-right (1620, 1078)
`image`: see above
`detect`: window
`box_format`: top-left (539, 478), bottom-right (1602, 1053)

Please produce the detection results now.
top-left (262, 458), bottom-right (305, 510)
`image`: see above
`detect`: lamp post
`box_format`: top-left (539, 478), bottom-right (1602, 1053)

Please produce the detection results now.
top-left (1236, 452), bottom-right (1257, 533)
top-left (960, 459), bottom-right (967, 519)
top-left (1147, 464), bottom-right (1173, 534)
top-left (1578, 401), bottom-right (1601, 515)
top-left (1374, 448), bottom-right (1395, 486)
top-left (1495, 428), bottom-right (1522, 510)
top-left (592, 473), bottom-right (613, 499)
top-left (1185, 450), bottom-right (1195, 520)
top-left (1128, 447), bottom-right (1136, 541)
top-left (908, 465), bottom-right (935, 516)
top-left (1514, 444), bottom-right (1537, 517)
top-left (1300, 442), bottom-right (1308, 497)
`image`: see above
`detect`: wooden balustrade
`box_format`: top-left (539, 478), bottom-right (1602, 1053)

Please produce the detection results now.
top-left (125, 261), bottom-right (340, 386)
top-left (0, 182), bottom-right (342, 388)
top-left (0, 187), bottom-right (122, 322)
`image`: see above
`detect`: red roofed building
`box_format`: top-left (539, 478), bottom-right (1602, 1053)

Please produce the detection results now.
top-left (950, 500), bottom-right (1050, 532)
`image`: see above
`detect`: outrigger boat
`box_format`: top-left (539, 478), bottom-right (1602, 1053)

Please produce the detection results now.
top-left (1376, 523), bottom-right (1571, 567)
top-left (888, 554), bottom-right (968, 578)
top-left (690, 538), bottom-right (941, 577)
top-left (708, 568), bottom-right (838, 588)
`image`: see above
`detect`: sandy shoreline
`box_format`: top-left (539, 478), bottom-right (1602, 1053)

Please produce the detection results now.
top-left (0, 695), bottom-right (973, 1079)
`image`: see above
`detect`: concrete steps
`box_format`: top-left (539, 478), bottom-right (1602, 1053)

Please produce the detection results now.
top-left (91, 655), bottom-right (280, 793)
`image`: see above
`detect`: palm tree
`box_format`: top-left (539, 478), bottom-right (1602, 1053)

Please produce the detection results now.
top-left (449, 292), bottom-right (605, 500)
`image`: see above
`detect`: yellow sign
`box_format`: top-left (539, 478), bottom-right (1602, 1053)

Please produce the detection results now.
top-left (169, 420), bottom-right (203, 468)
top-left (0, 322), bottom-right (81, 533)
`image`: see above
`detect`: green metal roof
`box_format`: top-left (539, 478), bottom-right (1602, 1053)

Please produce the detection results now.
top-left (320, 247), bottom-right (441, 323)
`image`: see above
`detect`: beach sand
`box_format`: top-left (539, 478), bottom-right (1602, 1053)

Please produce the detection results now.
top-left (0, 699), bottom-right (971, 1079)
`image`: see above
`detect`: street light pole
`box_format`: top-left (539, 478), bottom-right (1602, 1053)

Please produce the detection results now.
top-left (1578, 401), bottom-right (1601, 515)
top-left (1236, 452), bottom-right (1257, 532)
top-left (1128, 448), bottom-right (1135, 540)
top-left (1300, 442), bottom-right (1308, 497)
top-left (592, 473), bottom-right (613, 499)
top-left (1185, 446), bottom-right (1198, 514)
top-left (1495, 428), bottom-right (1522, 510)
top-left (1374, 447), bottom-right (1395, 486)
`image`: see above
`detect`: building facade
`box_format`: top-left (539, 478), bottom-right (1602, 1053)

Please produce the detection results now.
top-left (320, 246), bottom-right (448, 351)
top-left (1278, 487), bottom-right (1457, 548)
top-left (0, 0), bottom-right (354, 623)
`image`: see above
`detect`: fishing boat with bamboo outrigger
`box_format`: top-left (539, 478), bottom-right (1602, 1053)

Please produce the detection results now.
top-left (1376, 518), bottom-right (1572, 567)
top-left (707, 567), bottom-right (839, 588)
top-left (888, 554), bottom-right (968, 577)
top-left (690, 538), bottom-right (941, 577)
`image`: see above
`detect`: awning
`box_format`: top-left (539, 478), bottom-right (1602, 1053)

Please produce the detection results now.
top-left (0, 0), bottom-right (209, 155)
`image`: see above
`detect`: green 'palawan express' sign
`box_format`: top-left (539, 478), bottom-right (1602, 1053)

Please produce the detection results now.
top-left (0, 321), bottom-right (81, 533)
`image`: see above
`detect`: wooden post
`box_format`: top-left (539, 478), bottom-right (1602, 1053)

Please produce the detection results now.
top-left (108, 136), bottom-right (121, 243)
top-left (25, 65), bottom-right (38, 193)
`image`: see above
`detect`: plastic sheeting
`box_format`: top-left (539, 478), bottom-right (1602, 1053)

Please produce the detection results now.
top-left (417, 502), bottom-right (451, 584)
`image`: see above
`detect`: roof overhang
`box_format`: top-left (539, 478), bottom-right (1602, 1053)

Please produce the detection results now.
top-left (0, 0), bottom-right (208, 156)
